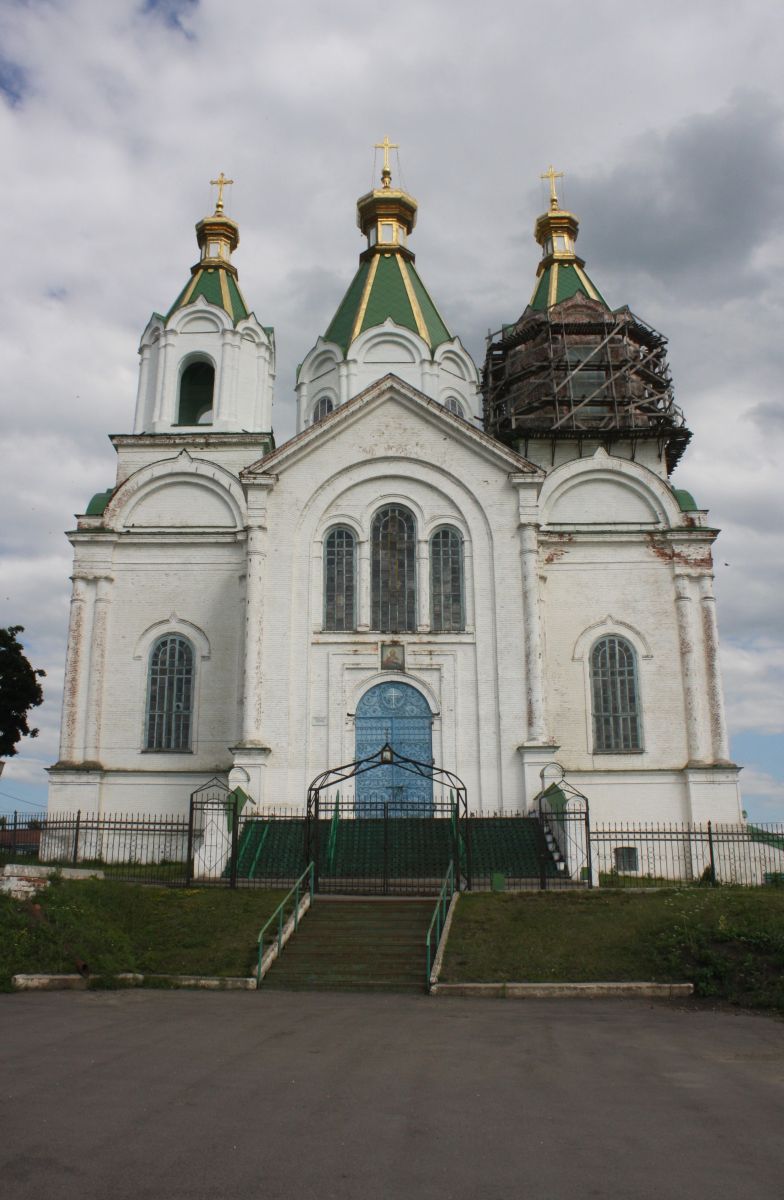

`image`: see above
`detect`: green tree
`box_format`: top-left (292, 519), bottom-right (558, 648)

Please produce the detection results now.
top-left (0, 626), bottom-right (45, 759)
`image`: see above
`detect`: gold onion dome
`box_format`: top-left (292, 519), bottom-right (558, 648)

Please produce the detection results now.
top-left (166, 172), bottom-right (250, 325)
top-left (322, 138), bottom-right (452, 354)
top-left (529, 165), bottom-right (606, 311)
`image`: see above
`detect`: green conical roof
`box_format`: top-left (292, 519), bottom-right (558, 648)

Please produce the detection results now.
top-left (527, 180), bottom-right (608, 312)
top-left (529, 260), bottom-right (607, 311)
top-left (324, 252), bottom-right (452, 354)
top-left (166, 266), bottom-right (250, 325)
top-left (165, 203), bottom-right (252, 326)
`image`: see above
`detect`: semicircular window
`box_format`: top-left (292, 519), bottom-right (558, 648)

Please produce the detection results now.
top-left (178, 361), bottom-right (214, 425)
top-left (371, 505), bottom-right (417, 633)
top-left (444, 396), bottom-right (465, 418)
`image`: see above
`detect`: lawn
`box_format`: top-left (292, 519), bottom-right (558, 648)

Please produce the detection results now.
top-left (0, 878), bottom-right (286, 990)
top-left (441, 888), bottom-right (784, 1012)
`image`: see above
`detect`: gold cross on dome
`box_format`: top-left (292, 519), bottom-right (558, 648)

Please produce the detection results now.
top-left (375, 136), bottom-right (399, 185)
top-left (540, 164), bottom-right (564, 208)
top-left (210, 171), bottom-right (234, 213)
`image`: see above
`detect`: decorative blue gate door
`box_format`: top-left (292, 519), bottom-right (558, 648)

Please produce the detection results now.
top-left (355, 682), bottom-right (433, 816)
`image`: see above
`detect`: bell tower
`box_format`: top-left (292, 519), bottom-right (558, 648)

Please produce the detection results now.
top-left (133, 175), bottom-right (275, 435)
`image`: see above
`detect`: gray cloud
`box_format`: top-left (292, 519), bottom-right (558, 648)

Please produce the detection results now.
top-left (1, 0), bottom-right (783, 818)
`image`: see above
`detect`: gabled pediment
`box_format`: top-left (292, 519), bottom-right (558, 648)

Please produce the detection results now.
top-left (241, 373), bottom-right (542, 481)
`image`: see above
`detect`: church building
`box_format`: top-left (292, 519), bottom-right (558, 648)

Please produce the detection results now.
top-left (47, 150), bottom-right (742, 825)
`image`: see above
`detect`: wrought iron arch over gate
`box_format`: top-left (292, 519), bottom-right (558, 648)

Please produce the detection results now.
top-left (305, 745), bottom-right (470, 894)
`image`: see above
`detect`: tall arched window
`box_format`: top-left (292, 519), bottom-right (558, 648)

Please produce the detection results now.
top-left (145, 636), bottom-right (194, 751)
top-left (178, 361), bottom-right (214, 425)
top-left (324, 527), bottom-right (356, 631)
top-left (371, 505), bottom-right (417, 632)
top-left (591, 636), bottom-right (642, 752)
top-left (431, 526), bottom-right (464, 631)
top-left (313, 396), bottom-right (333, 424)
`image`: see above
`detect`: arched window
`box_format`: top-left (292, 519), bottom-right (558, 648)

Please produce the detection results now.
top-left (430, 526), bottom-right (464, 631)
top-left (591, 636), bottom-right (642, 752)
top-left (313, 396), bottom-right (334, 424)
top-left (145, 636), bottom-right (194, 751)
top-left (178, 361), bottom-right (214, 425)
top-left (444, 396), bottom-right (465, 418)
top-left (371, 505), bottom-right (417, 633)
top-left (324, 527), bottom-right (356, 631)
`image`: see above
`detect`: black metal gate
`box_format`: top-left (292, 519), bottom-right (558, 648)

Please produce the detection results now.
top-left (305, 743), bottom-right (471, 894)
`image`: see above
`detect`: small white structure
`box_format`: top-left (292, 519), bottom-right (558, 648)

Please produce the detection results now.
top-left (48, 159), bottom-right (742, 828)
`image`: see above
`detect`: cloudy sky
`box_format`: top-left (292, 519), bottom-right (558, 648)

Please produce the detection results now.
top-left (1, 0), bottom-right (782, 819)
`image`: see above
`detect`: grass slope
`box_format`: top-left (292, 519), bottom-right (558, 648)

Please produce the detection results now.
top-left (441, 889), bottom-right (784, 1013)
top-left (0, 878), bottom-right (286, 990)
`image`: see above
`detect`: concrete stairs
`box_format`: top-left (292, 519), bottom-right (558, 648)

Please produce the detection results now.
top-left (262, 898), bottom-right (433, 993)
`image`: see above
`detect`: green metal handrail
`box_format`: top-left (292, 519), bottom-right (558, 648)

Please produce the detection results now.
top-left (425, 861), bottom-right (455, 989)
top-left (256, 861), bottom-right (315, 985)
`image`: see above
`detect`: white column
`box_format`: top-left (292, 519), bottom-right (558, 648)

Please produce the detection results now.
top-left (134, 344), bottom-right (152, 433)
top-left (83, 576), bottom-right (113, 763)
top-left (59, 575), bottom-right (93, 763)
top-left (241, 523), bottom-right (266, 745)
top-left (338, 361), bottom-right (349, 407)
top-left (674, 573), bottom-right (710, 764)
top-left (153, 330), bottom-right (176, 429)
top-left (218, 330), bottom-right (240, 426)
top-left (698, 573), bottom-right (731, 763)
top-left (357, 539), bottom-right (370, 631)
top-left (519, 523), bottom-right (547, 742)
top-left (416, 538), bottom-right (429, 631)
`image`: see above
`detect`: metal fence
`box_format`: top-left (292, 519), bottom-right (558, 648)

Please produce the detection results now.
top-left (2, 804), bottom-right (783, 892)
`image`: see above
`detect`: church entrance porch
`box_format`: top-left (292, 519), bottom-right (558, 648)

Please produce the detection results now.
top-left (354, 682), bottom-right (434, 817)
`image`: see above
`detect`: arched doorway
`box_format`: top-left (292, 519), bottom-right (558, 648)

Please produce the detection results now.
top-left (355, 681), bottom-right (433, 815)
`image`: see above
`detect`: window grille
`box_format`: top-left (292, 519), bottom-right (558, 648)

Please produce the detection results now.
top-left (613, 846), bottom-right (639, 873)
top-left (324, 527), bottom-right (356, 630)
top-left (430, 526), bottom-right (464, 631)
top-left (145, 636), bottom-right (194, 751)
top-left (444, 396), bottom-right (465, 418)
top-left (591, 636), bottom-right (642, 752)
top-left (313, 396), bottom-right (334, 423)
top-left (371, 505), bottom-right (417, 632)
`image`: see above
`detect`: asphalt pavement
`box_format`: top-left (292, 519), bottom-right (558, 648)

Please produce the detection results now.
top-left (1, 990), bottom-right (782, 1199)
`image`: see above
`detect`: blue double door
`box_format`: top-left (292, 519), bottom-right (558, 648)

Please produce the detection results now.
top-left (355, 682), bottom-right (433, 816)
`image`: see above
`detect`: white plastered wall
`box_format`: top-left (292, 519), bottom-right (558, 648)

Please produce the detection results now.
top-left (295, 321), bottom-right (481, 433)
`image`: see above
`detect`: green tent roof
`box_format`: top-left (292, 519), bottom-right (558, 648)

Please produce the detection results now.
top-left (530, 261), bottom-right (607, 312)
top-left (166, 266), bottom-right (250, 326)
top-left (324, 252), bottom-right (452, 355)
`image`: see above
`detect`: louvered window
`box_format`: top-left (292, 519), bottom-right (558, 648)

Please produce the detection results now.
top-left (591, 636), bottom-right (642, 752)
top-left (145, 636), bottom-right (194, 751)
top-left (324, 527), bottom-right (356, 631)
top-left (371, 506), bottom-right (417, 632)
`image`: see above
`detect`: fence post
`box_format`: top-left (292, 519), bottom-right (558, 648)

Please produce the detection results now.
top-left (383, 803), bottom-right (389, 895)
top-left (185, 794), bottom-right (195, 887)
top-left (229, 795), bottom-right (239, 889)
top-left (12, 811), bottom-right (18, 858)
top-left (464, 807), bottom-right (473, 892)
top-left (707, 820), bottom-right (717, 886)
top-left (72, 810), bottom-right (81, 866)
top-left (584, 804), bottom-right (594, 889)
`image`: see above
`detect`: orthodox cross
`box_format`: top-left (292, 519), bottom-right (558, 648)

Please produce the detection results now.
top-left (210, 172), bottom-right (234, 213)
top-left (386, 686), bottom-right (403, 709)
top-left (540, 164), bottom-right (564, 209)
top-left (375, 136), bottom-right (399, 186)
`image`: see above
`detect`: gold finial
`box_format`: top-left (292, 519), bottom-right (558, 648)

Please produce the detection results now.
top-left (210, 171), bottom-right (234, 214)
top-left (374, 136), bottom-right (399, 188)
top-left (540, 164), bottom-right (564, 210)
